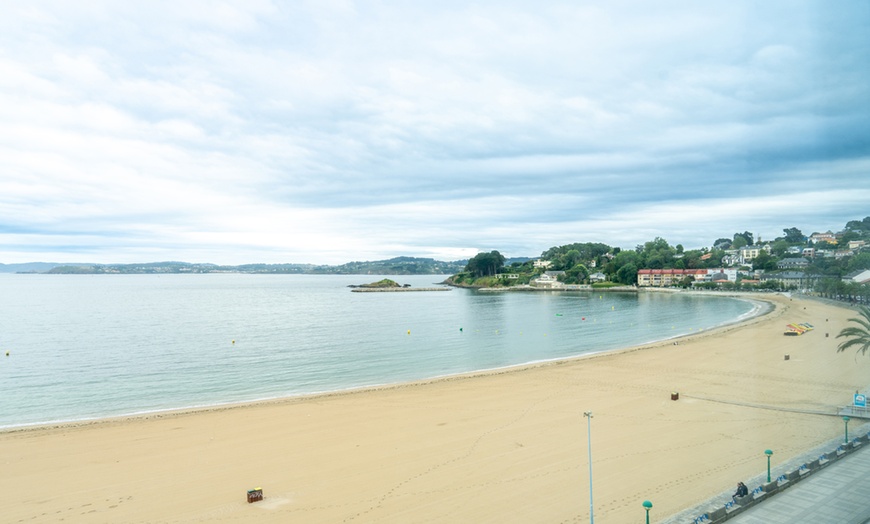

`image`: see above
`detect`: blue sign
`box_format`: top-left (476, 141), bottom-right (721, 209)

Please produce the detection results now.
top-left (855, 394), bottom-right (867, 408)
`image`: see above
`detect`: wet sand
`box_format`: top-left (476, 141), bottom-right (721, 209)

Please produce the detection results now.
top-left (2, 293), bottom-right (867, 523)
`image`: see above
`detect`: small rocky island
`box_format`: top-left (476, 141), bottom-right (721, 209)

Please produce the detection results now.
top-left (349, 278), bottom-right (451, 292)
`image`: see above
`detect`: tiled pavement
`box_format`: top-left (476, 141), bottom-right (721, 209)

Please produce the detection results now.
top-left (725, 443), bottom-right (870, 524)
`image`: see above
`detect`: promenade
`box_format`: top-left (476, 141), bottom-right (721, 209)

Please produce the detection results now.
top-left (727, 442), bottom-right (870, 524)
top-left (660, 419), bottom-right (870, 524)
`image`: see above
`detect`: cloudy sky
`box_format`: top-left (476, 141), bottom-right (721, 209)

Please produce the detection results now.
top-left (2, 1), bottom-right (868, 264)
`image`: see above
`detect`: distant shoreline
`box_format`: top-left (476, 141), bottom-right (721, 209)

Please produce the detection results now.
top-left (475, 284), bottom-right (637, 292)
top-left (350, 287), bottom-right (451, 292)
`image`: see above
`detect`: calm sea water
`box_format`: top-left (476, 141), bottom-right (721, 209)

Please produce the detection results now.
top-left (0, 274), bottom-right (761, 429)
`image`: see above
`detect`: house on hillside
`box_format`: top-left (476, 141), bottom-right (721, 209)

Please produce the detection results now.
top-left (589, 272), bottom-right (607, 283)
top-left (761, 271), bottom-right (817, 289)
top-left (810, 231), bottom-right (838, 244)
top-left (706, 271), bottom-right (730, 285)
top-left (777, 258), bottom-right (809, 270)
top-left (738, 245), bottom-right (770, 263)
top-left (694, 268), bottom-right (738, 283)
top-left (533, 271), bottom-right (565, 288)
top-left (721, 250), bottom-right (741, 266)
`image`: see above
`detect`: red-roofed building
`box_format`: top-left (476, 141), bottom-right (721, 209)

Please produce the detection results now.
top-left (637, 268), bottom-right (707, 287)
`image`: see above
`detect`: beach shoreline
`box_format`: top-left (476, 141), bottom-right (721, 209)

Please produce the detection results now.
top-left (2, 293), bottom-right (868, 523)
top-left (1, 292), bottom-right (772, 435)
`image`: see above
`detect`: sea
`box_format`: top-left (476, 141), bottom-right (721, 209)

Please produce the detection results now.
top-left (0, 273), bottom-right (763, 429)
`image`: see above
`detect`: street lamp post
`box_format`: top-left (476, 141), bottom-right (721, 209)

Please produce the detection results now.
top-left (843, 416), bottom-right (851, 444)
top-left (583, 411), bottom-right (594, 524)
top-left (643, 500), bottom-right (653, 524)
top-left (765, 449), bottom-right (773, 482)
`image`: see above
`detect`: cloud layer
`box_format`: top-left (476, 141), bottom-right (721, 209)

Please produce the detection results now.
top-left (2, 1), bottom-right (868, 264)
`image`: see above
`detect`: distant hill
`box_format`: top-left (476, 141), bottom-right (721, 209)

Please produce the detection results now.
top-left (1, 256), bottom-right (530, 276)
top-left (312, 257), bottom-right (465, 275)
top-left (12, 257), bottom-right (470, 275)
top-left (505, 257), bottom-right (533, 265)
top-left (0, 262), bottom-right (69, 273)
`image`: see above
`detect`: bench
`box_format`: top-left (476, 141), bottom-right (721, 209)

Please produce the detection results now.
top-left (750, 486), bottom-right (766, 501)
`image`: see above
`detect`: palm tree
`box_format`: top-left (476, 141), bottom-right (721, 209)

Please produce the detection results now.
top-left (836, 306), bottom-right (870, 357)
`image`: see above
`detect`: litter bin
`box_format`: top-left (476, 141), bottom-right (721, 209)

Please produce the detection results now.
top-left (671, 392), bottom-right (679, 401)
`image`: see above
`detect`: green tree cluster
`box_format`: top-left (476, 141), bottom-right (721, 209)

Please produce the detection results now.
top-left (464, 251), bottom-right (506, 277)
top-left (815, 279), bottom-right (870, 303)
top-left (540, 243), bottom-right (610, 271)
top-left (447, 216), bottom-right (870, 290)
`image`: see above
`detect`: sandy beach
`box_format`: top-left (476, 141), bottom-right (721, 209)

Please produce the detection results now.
top-left (2, 293), bottom-right (868, 523)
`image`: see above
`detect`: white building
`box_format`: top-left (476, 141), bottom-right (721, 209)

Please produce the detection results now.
top-left (844, 270), bottom-right (870, 285)
top-left (533, 271), bottom-right (565, 288)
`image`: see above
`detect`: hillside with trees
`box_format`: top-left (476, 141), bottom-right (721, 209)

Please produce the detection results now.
top-left (446, 217), bottom-right (870, 303)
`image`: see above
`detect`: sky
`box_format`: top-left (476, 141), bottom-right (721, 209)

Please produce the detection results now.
top-left (1, 1), bottom-right (869, 265)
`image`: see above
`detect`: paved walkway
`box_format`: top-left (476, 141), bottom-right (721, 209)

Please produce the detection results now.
top-left (727, 443), bottom-right (870, 524)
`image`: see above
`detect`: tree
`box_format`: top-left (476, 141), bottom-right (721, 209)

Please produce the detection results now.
top-left (752, 250), bottom-right (777, 271)
top-left (607, 250), bottom-right (641, 279)
top-left (616, 263), bottom-right (638, 284)
top-left (845, 217), bottom-right (870, 232)
top-left (556, 249), bottom-right (582, 270)
top-left (836, 306), bottom-right (870, 358)
top-left (782, 227), bottom-right (805, 244)
top-left (540, 243), bottom-right (611, 265)
top-left (734, 231), bottom-right (754, 246)
top-left (771, 239), bottom-right (790, 257)
top-left (465, 251), bottom-right (505, 277)
top-left (848, 253), bottom-right (870, 273)
top-left (835, 231), bottom-right (860, 249)
top-left (561, 264), bottom-right (589, 284)
top-left (640, 237), bottom-right (676, 269)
